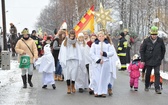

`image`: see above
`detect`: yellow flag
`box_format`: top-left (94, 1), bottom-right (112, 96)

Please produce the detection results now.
top-left (74, 5), bottom-right (94, 36)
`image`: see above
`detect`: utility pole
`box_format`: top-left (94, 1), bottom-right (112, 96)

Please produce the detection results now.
top-left (1, 0), bottom-right (7, 50)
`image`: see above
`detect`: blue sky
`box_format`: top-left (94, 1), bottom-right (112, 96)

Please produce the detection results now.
top-left (0, 0), bottom-right (49, 33)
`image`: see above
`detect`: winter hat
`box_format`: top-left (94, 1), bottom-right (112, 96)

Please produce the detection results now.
top-left (120, 32), bottom-right (125, 37)
top-left (150, 26), bottom-right (158, 35)
top-left (78, 33), bottom-right (84, 37)
top-left (132, 54), bottom-right (139, 60)
top-left (32, 30), bottom-right (36, 34)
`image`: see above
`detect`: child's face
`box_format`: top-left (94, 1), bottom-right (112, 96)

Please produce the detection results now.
top-left (78, 36), bottom-right (84, 41)
top-left (62, 33), bottom-right (66, 38)
top-left (90, 36), bottom-right (97, 42)
top-left (83, 32), bottom-right (89, 39)
top-left (98, 34), bottom-right (105, 42)
top-left (69, 34), bottom-right (75, 40)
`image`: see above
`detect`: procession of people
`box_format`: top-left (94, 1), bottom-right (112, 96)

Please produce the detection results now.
top-left (9, 21), bottom-right (164, 98)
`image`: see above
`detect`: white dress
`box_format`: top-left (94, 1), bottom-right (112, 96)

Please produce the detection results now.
top-left (58, 39), bottom-right (82, 81)
top-left (35, 44), bottom-right (55, 85)
top-left (90, 42), bottom-right (114, 95)
top-left (84, 44), bottom-right (95, 90)
top-left (75, 42), bottom-right (89, 89)
top-left (109, 44), bottom-right (121, 87)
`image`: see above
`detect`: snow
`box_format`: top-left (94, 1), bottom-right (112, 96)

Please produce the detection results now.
top-left (0, 60), bottom-right (36, 105)
top-left (0, 60), bottom-right (21, 87)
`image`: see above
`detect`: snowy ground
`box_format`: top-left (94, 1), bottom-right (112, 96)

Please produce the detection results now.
top-left (0, 60), bottom-right (36, 105)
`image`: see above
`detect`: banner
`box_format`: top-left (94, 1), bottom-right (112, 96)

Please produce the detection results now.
top-left (74, 5), bottom-right (94, 36)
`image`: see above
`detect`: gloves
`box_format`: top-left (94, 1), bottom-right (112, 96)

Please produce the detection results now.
top-left (96, 59), bottom-right (101, 63)
top-left (102, 52), bottom-right (107, 57)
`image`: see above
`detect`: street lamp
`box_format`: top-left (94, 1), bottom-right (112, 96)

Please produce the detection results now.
top-left (119, 21), bottom-right (123, 30)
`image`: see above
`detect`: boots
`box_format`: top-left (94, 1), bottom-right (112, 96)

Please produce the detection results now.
top-left (58, 75), bottom-right (63, 81)
top-left (108, 89), bottom-right (113, 96)
top-left (28, 74), bottom-right (33, 87)
top-left (21, 75), bottom-right (27, 88)
top-left (67, 86), bottom-right (71, 94)
top-left (142, 73), bottom-right (145, 81)
top-left (54, 74), bottom-right (58, 81)
top-left (52, 84), bottom-right (56, 90)
top-left (71, 83), bottom-right (76, 93)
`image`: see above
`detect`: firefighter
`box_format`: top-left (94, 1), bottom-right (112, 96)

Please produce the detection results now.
top-left (117, 32), bottom-right (128, 70)
top-left (31, 30), bottom-right (42, 57)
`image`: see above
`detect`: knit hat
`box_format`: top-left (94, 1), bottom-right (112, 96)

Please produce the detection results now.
top-left (132, 54), bottom-right (139, 60)
top-left (78, 33), bottom-right (84, 37)
top-left (150, 26), bottom-right (158, 35)
top-left (22, 28), bottom-right (29, 35)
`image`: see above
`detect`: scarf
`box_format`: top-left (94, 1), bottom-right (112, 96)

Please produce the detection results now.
top-left (67, 37), bottom-right (76, 45)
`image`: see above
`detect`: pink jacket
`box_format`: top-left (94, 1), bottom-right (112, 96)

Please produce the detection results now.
top-left (128, 61), bottom-right (144, 78)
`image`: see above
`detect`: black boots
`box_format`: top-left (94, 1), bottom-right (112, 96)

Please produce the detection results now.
top-left (52, 84), bottom-right (56, 89)
top-left (22, 75), bottom-right (27, 88)
top-left (28, 74), bottom-right (33, 87)
top-left (42, 84), bottom-right (56, 90)
top-left (22, 74), bottom-right (33, 88)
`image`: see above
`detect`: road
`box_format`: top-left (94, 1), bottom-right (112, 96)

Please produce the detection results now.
top-left (0, 60), bottom-right (168, 105)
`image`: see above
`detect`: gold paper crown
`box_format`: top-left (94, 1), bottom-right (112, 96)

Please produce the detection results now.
top-left (22, 29), bottom-right (29, 35)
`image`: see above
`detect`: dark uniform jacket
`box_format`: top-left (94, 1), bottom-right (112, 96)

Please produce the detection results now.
top-left (117, 37), bottom-right (127, 56)
top-left (31, 35), bottom-right (42, 49)
top-left (140, 36), bottom-right (166, 66)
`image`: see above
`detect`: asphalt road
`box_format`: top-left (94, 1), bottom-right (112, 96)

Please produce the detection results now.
top-left (0, 61), bottom-right (168, 105)
top-left (34, 70), bottom-right (168, 105)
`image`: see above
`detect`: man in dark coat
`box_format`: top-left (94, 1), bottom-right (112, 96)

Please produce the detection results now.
top-left (140, 26), bottom-right (166, 94)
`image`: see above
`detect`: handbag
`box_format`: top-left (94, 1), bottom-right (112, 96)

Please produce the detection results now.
top-left (19, 55), bottom-right (30, 68)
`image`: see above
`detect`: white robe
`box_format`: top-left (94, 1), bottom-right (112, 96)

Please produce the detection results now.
top-left (84, 44), bottom-right (94, 90)
top-left (34, 44), bottom-right (55, 85)
top-left (109, 45), bottom-right (121, 88)
top-left (75, 43), bottom-right (88, 89)
top-left (58, 40), bottom-right (82, 81)
top-left (90, 42), bottom-right (114, 95)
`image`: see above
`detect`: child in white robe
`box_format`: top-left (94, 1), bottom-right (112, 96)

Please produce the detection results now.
top-left (35, 44), bottom-right (56, 89)
top-left (75, 33), bottom-right (88, 93)
top-left (90, 31), bottom-right (114, 98)
top-left (105, 34), bottom-right (121, 96)
top-left (85, 34), bottom-right (97, 94)
top-left (59, 30), bottom-right (82, 94)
